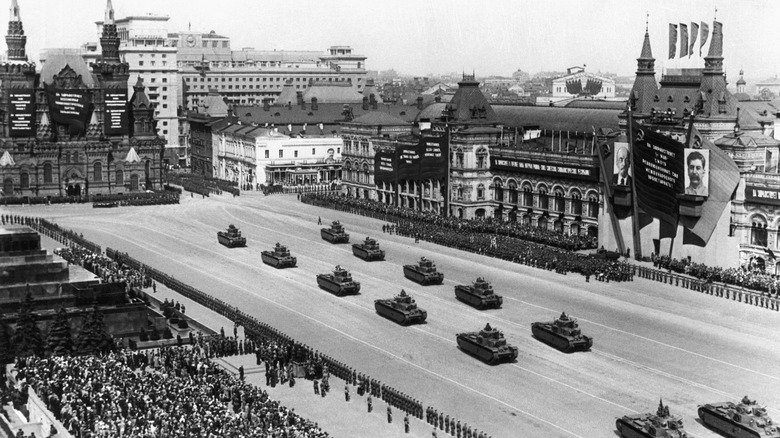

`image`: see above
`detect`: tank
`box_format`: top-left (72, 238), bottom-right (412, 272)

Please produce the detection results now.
top-left (352, 236), bottom-right (386, 261)
top-left (454, 277), bottom-right (502, 309)
top-left (261, 242), bottom-right (297, 269)
top-left (698, 396), bottom-right (780, 438)
top-left (403, 256), bottom-right (444, 285)
top-left (456, 323), bottom-right (518, 365)
top-left (616, 399), bottom-right (688, 438)
top-left (321, 220), bottom-right (350, 243)
top-left (217, 224), bottom-right (247, 248)
top-left (531, 312), bottom-right (593, 353)
top-left (374, 290), bottom-right (427, 325)
top-left (316, 265), bottom-right (361, 296)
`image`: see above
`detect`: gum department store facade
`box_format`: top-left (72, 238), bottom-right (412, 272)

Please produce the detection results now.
top-left (0, 1), bottom-right (165, 199)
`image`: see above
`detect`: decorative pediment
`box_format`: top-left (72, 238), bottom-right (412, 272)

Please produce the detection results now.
top-left (51, 65), bottom-right (87, 89)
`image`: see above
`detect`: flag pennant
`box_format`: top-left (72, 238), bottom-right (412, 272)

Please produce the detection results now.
top-left (699, 21), bottom-right (709, 56)
top-left (679, 23), bottom-right (689, 58)
top-left (688, 22), bottom-right (699, 58)
top-left (668, 24), bottom-right (678, 59)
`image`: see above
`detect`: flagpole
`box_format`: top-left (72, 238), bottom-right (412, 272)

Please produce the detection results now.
top-left (628, 108), bottom-right (642, 260)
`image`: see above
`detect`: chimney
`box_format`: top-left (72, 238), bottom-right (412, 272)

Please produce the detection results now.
top-left (263, 99), bottom-right (270, 111)
top-left (311, 97), bottom-right (318, 111)
top-left (416, 96), bottom-right (424, 110)
top-left (369, 94), bottom-right (377, 110)
top-left (296, 91), bottom-right (304, 106)
top-left (362, 96), bottom-right (369, 110)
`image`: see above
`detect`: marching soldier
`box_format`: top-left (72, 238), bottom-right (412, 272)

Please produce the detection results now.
top-left (387, 406), bottom-right (393, 424)
top-left (405, 413), bottom-right (410, 434)
top-left (367, 394), bottom-right (373, 413)
top-left (313, 379), bottom-right (319, 395)
top-left (344, 384), bottom-right (350, 402)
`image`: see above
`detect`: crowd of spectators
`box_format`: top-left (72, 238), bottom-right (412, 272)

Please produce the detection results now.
top-left (10, 347), bottom-right (331, 438)
top-left (651, 253), bottom-right (780, 295)
top-left (54, 246), bottom-right (153, 291)
top-left (303, 194), bottom-right (631, 282)
top-left (302, 193), bottom-right (596, 251)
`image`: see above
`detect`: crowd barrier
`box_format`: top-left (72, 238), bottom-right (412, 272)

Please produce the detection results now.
top-left (633, 265), bottom-right (780, 311)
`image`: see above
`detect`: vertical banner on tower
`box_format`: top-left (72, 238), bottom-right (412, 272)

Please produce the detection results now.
top-left (668, 23), bottom-right (678, 59)
top-left (632, 120), bottom-right (685, 225)
top-left (418, 135), bottom-right (447, 180)
top-left (104, 88), bottom-right (129, 135)
top-left (9, 89), bottom-right (35, 137)
top-left (44, 85), bottom-right (90, 135)
top-left (688, 22), bottom-right (699, 58)
top-left (679, 23), bottom-right (689, 57)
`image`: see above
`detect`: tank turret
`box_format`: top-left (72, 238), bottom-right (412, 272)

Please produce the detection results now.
top-left (403, 256), bottom-right (444, 285)
top-left (532, 312), bottom-right (592, 353)
top-left (374, 289), bottom-right (427, 325)
top-left (321, 220), bottom-right (350, 243)
top-left (456, 323), bottom-right (518, 365)
top-left (454, 277), bottom-right (502, 309)
top-left (616, 399), bottom-right (688, 438)
top-left (698, 396), bottom-right (780, 438)
top-left (261, 242), bottom-right (297, 268)
top-left (352, 236), bottom-right (386, 261)
top-left (316, 265), bottom-right (361, 296)
top-left (217, 224), bottom-right (247, 248)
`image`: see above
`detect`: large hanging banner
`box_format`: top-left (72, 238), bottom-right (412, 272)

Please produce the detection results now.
top-left (632, 120), bottom-right (685, 225)
top-left (373, 149), bottom-right (397, 184)
top-left (396, 144), bottom-right (421, 181)
top-left (9, 89), bottom-right (35, 137)
top-left (104, 88), bottom-right (129, 135)
top-left (45, 85), bottom-right (91, 135)
top-left (418, 135), bottom-right (447, 180)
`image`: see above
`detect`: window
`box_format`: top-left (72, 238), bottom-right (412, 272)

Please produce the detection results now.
top-left (538, 187), bottom-right (549, 210)
top-left (508, 182), bottom-right (518, 204)
top-left (163, 121), bottom-right (168, 126)
top-left (312, 148), bottom-right (316, 155)
top-left (476, 148), bottom-right (488, 169)
top-left (571, 191), bottom-right (582, 215)
top-left (522, 185), bottom-right (533, 207)
top-left (294, 150), bottom-right (298, 158)
top-left (162, 78), bottom-right (167, 83)
top-left (265, 150), bottom-right (269, 159)
top-left (93, 162), bottom-right (103, 181)
top-left (587, 195), bottom-right (599, 217)
top-left (337, 148), bottom-right (340, 153)
top-left (150, 61), bottom-right (155, 66)
top-left (554, 190), bottom-right (565, 212)
top-left (752, 219), bottom-right (768, 247)
top-left (116, 169), bottom-right (124, 186)
top-left (20, 172), bottom-right (29, 189)
top-left (455, 150), bottom-right (464, 168)
top-left (477, 184), bottom-right (485, 200)
top-left (43, 163), bottom-right (52, 183)
top-left (138, 60), bottom-right (144, 66)
top-left (278, 150), bottom-right (283, 158)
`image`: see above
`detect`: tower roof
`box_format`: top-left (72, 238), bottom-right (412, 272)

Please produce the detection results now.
top-left (640, 31), bottom-right (653, 59)
top-left (443, 75), bottom-right (496, 123)
top-left (105, 0), bottom-right (115, 25)
top-left (706, 21), bottom-right (723, 59)
top-left (9, 0), bottom-right (20, 22)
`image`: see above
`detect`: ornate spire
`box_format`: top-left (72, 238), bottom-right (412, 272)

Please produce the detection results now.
top-left (630, 25), bottom-right (658, 114)
top-left (99, 0), bottom-right (120, 63)
top-left (6, 0), bottom-right (27, 62)
top-left (704, 20), bottom-right (723, 73)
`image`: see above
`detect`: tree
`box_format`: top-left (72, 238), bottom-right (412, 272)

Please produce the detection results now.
top-left (12, 290), bottom-right (44, 358)
top-left (75, 305), bottom-right (115, 356)
top-left (0, 322), bottom-right (13, 364)
top-left (46, 307), bottom-right (74, 356)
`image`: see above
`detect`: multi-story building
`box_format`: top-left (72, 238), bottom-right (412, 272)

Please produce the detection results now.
top-left (0, 0), bottom-right (165, 198)
top-left (86, 5), bottom-right (179, 164)
top-left (537, 66), bottom-right (617, 106)
top-left (173, 29), bottom-right (367, 110)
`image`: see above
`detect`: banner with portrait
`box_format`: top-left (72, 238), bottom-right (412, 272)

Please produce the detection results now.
top-left (683, 149), bottom-right (709, 197)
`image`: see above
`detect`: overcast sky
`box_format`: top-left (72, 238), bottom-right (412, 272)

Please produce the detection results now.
top-left (17, 0), bottom-right (780, 82)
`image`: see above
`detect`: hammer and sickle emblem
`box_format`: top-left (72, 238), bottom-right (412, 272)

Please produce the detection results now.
top-left (635, 129), bottom-right (645, 142)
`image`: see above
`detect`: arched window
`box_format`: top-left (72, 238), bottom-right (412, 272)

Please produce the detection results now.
top-left (537, 216), bottom-right (548, 229)
top-left (43, 163), bottom-right (53, 183)
top-left (93, 162), bottom-right (103, 182)
top-left (571, 191), bottom-right (582, 215)
top-left (538, 186), bottom-right (549, 210)
top-left (553, 189), bottom-right (565, 212)
top-left (457, 186), bottom-right (464, 201)
top-left (455, 149), bottom-right (464, 168)
top-left (476, 147), bottom-right (488, 169)
top-left (554, 219), bottom-right (564, 232)
top-left (522, 185), bottom-right (533, 207)
top-left (587, 195), bottom-right (599, 217)
top-left (116, 169), bottom-right (124, 186)
top-left (751, 218), bottom-right (768, 247)
top-left (493, 179), bottom-right (503, 202)
top-left (477, 184), bottom-right (485, 200)
top-left (508, 181), bottom-right (518, 204)
top-left (20, 172), bottom-right (29, 189)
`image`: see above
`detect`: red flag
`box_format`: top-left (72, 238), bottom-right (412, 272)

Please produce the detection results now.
top-left (679, 23), bottom-right (688, 57)
top-left (688, 22), bottom-right (699, 58)
top-left (699, 22), bottom-right (709, 56)
top-left (668, 24), bottom-right (678, 59)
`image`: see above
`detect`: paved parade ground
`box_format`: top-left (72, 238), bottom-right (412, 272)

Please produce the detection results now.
top-left (6, 191), bottom-right (780, 438)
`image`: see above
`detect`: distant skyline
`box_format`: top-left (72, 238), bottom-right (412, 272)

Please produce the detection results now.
top-left (15, 0), bottom-right (780, 85)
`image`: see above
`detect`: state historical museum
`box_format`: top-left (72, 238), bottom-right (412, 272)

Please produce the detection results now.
top-left (0, 0), bottom-right (165, 198)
